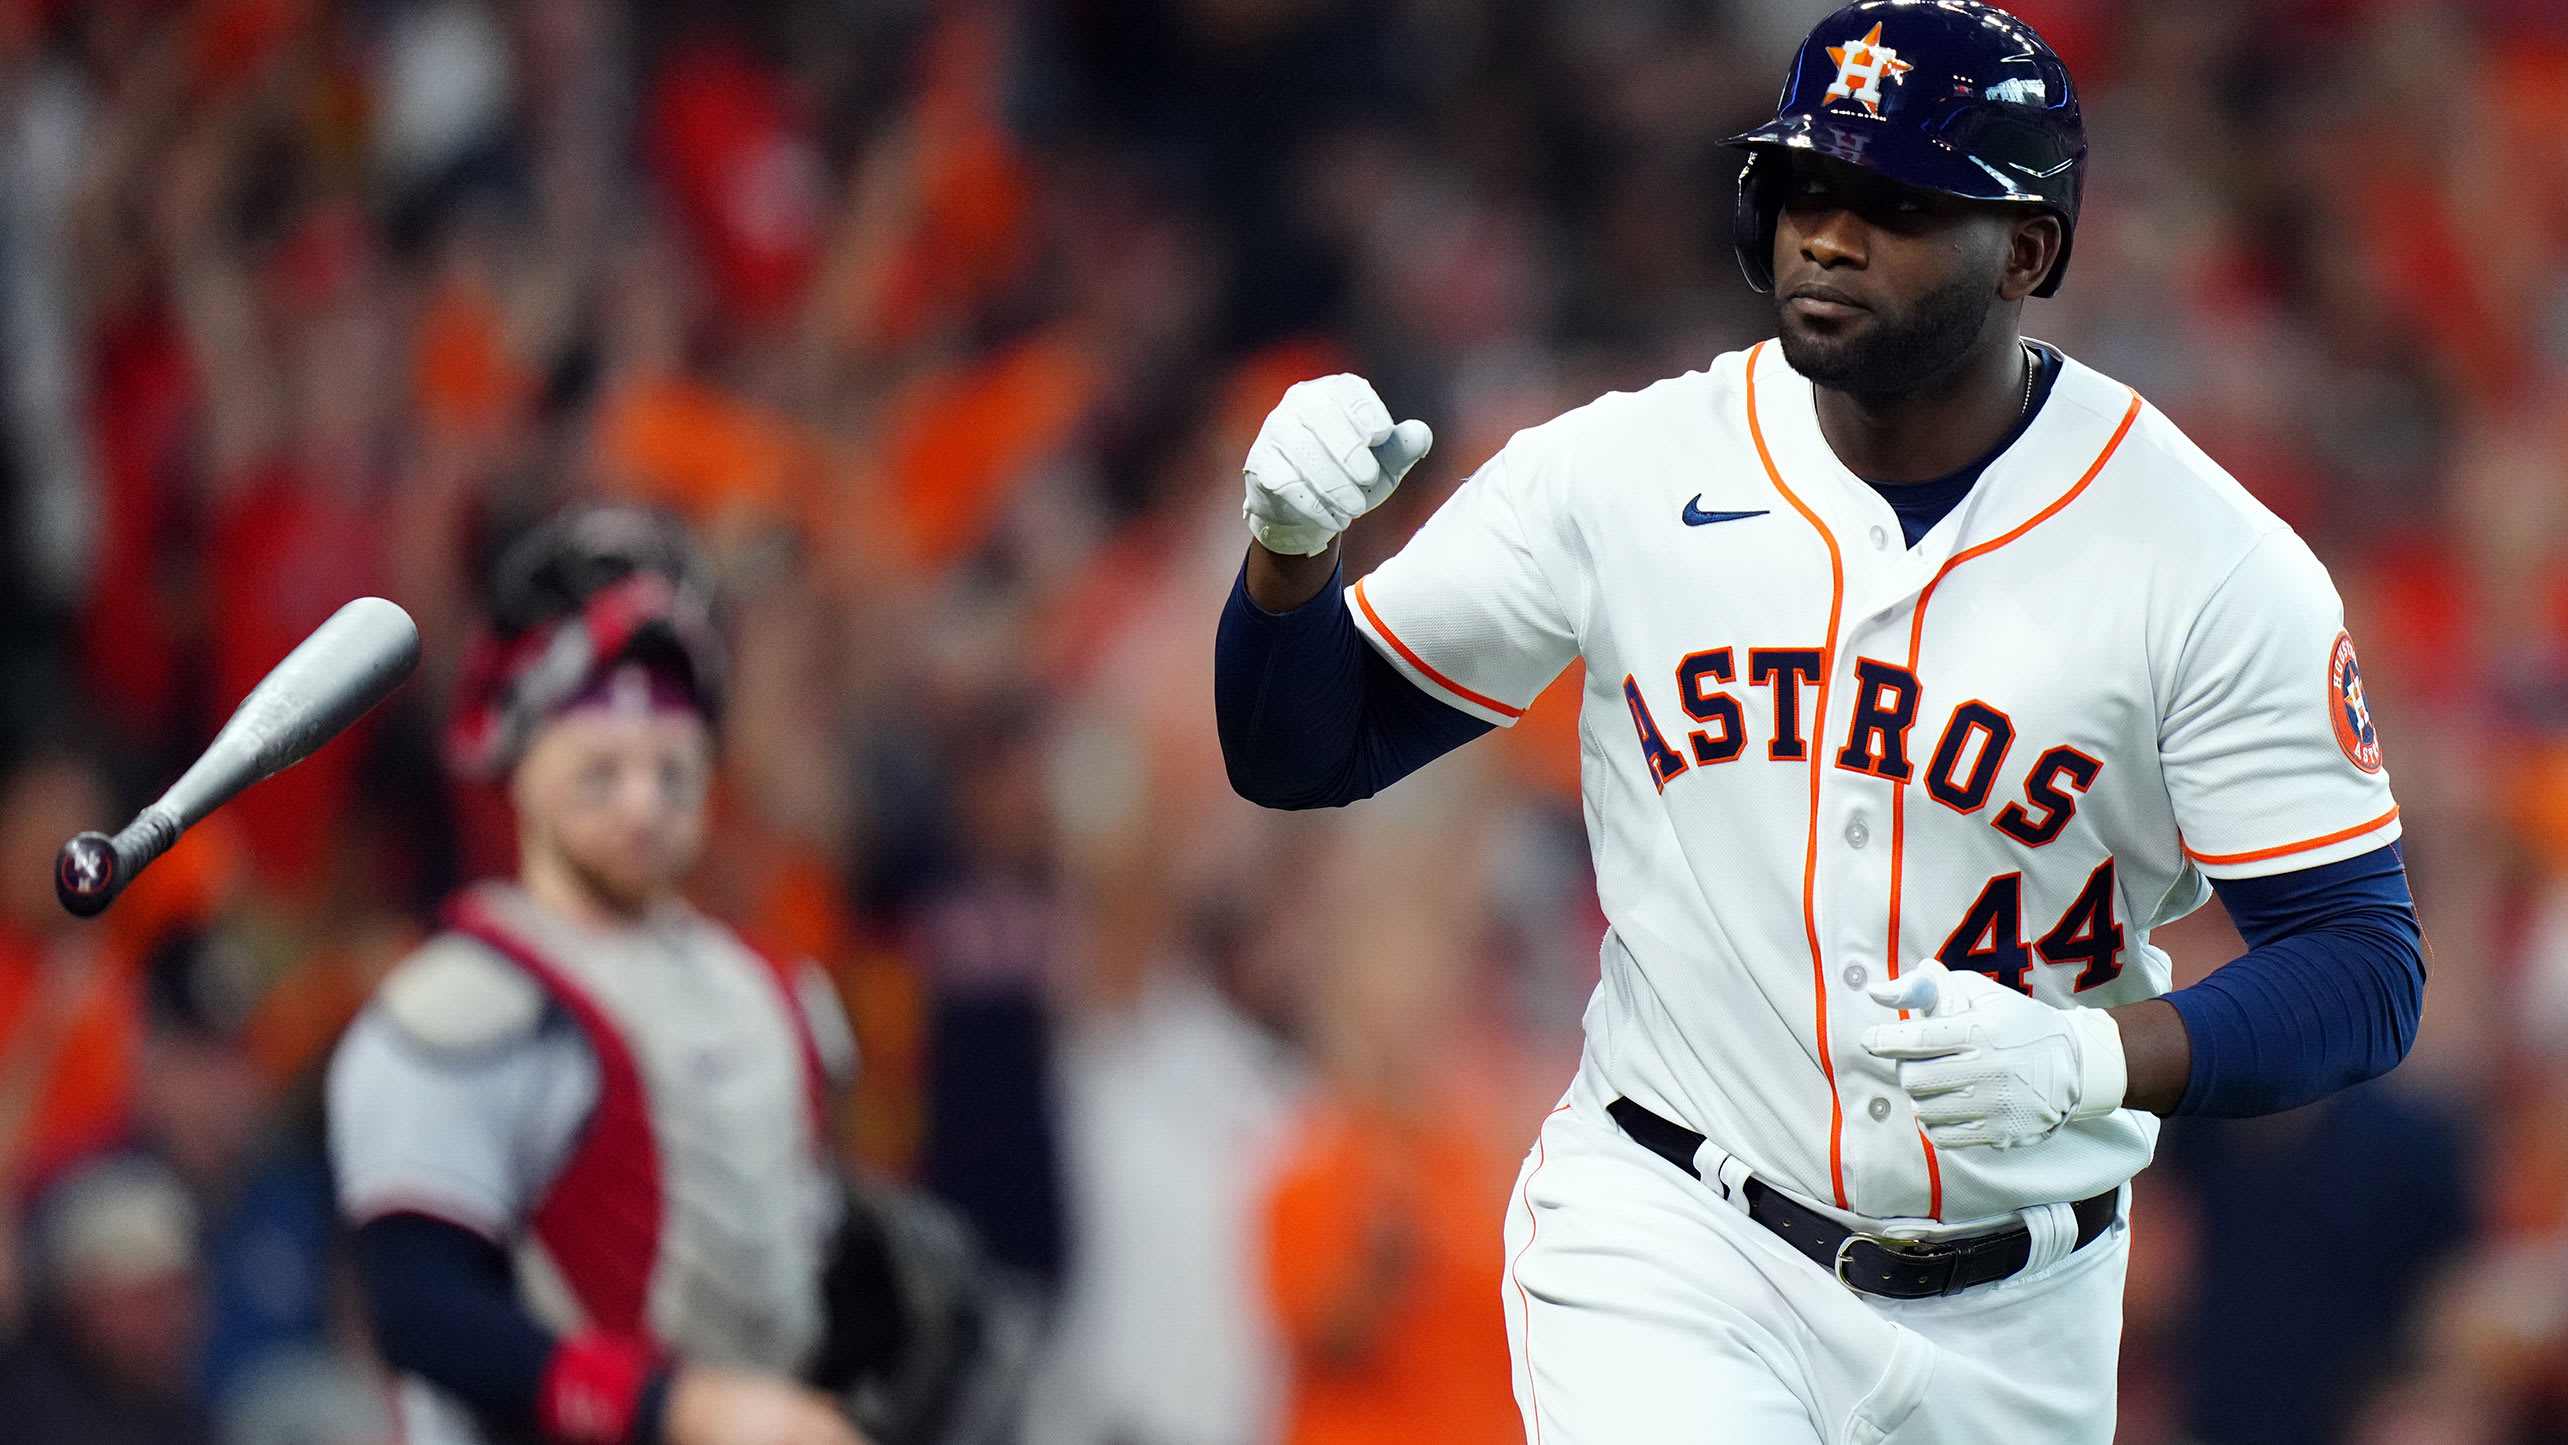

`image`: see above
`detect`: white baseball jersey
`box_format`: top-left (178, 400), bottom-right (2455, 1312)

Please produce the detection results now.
top-left (1351, 339), bottom-right (2398, 1225)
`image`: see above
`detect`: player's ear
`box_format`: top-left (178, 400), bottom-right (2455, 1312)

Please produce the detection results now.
top-left (1998, 212), bottom-right (2064, 302)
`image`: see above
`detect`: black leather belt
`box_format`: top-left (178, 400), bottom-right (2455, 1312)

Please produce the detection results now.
top-left (1607, 1097), bottom-right (2119, 1300)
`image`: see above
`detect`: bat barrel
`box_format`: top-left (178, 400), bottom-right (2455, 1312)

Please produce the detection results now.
top-left (162, 597), bottom-right (421, 826)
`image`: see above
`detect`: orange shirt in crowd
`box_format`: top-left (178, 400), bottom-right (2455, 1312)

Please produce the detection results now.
top-left (1264, 1102), bottom-right (1521, 1445)
top-left (0, 821), bottom-right (237, 1196)
top-left (877, 331), bottom-right (1100, 568)
top-left (0, 930), bottom-right (143, 1196)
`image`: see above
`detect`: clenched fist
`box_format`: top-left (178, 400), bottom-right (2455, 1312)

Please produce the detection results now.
top-left (1243, 374), bottom-right (1434, 556)
top-left (1860, 961), bottom-right (2128, 1150)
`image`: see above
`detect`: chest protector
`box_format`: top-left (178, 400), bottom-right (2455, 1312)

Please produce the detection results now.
top-left (446, 884), bottom-right (836, 1373)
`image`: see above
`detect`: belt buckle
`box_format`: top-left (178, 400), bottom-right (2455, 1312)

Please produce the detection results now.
top-left (1833, 1230), bottom-right (1961, 1294)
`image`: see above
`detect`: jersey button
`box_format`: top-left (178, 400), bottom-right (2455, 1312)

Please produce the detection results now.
top-left (1867, 1096), bottom-right (1893, 1121)
top-left (1869, 525), bottom-right (1890, 550)
top-left (1844, 818), bottom-right (1870, 849)
top-left (1842, 964), bottom-right (1868, 989)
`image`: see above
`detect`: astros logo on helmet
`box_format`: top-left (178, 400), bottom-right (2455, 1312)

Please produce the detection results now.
top-left (2330, 631), bottom-right (2383, 773)
top-left (1729, 2), bottom-right (2087, 298)
top-left (1824, 22), bottom-right (1911, 116)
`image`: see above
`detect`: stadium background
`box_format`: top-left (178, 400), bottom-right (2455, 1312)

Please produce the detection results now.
top-left (0, 0), bottom-right (2552, 1442)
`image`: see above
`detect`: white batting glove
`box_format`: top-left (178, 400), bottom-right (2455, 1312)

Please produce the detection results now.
top-left (1242, 374), bottom-right (1434, 556)
top-left (1859, 961), bottom-right (2127, 1150)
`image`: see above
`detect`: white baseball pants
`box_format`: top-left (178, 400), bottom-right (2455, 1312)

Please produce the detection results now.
top-left (1503, 1070), bottom-right (2129, 1444)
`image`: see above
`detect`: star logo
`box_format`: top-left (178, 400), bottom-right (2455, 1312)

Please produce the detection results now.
top-left (1824, 23), bottom-right (1912, 117)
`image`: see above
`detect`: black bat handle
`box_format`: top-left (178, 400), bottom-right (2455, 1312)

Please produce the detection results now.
top-left (54, 808), bottom-right (182, 918)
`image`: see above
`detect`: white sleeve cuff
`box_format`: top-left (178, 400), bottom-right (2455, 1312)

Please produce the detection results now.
top-left (2065, 1005), bottom-right (2128, 1120)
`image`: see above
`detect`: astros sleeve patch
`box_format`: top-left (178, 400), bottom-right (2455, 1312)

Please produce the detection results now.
top-left (2327, 630), bottom-right (2384, 775)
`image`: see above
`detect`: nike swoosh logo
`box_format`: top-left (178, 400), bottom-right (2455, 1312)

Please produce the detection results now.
top-left (1682, 496), bottom-right (1770, 527)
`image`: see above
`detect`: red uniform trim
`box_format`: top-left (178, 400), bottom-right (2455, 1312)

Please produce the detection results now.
top-left (2182, 804), bottom-right (2400, 867)
top-left (1889, 387), bottom-right (2143, 1217)
top-left (446, 896), bottom-right (664, 1339)
top-left (1743, 341), bottom-right (1851, 1211)
top-left (1350, 576), bottom-right (1528, 720)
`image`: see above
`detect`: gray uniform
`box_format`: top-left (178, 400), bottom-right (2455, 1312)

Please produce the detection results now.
top-left (328, 882), bottom-right (856, 1445)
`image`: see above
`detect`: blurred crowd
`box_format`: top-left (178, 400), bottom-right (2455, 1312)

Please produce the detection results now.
top-left (0, 0), bottom-right (2560, 1442)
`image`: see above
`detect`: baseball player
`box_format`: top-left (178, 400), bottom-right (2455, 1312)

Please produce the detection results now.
top-left (1213, 4), bottom-right (2425, 1442)
top-left (327, 508), bottom-right (878, 1445)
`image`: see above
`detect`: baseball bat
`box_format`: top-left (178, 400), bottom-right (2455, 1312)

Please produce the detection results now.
top-left (54, 596), bottom-right (421, 918)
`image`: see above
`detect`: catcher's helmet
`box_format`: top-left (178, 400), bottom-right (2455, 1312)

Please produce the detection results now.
top-left (445, 505), bottom-right (727, 777)
top-left (1725, 0), bottom-right (2085, 297)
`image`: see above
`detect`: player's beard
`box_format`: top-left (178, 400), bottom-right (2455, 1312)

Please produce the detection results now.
top-left (1775, 264), bottom-right (1998, 398)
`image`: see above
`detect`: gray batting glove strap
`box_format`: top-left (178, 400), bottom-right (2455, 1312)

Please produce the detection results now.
top-left (1243, 373), bottom-right (1434, 556)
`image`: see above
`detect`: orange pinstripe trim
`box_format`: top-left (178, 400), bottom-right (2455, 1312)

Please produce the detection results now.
top-left (1891, 769), bottom-right (1928, 1216)
top-left (1890, 384), bottom-right (2141, 1219)
top-left (1886, 692), bottom-right (1926, 1211)
top-left (1350, 576), bottom-right (1527, 720)
top-left (1508, 1101), bottom-right (1573, 1445)
top-left (2183, 804), bottom-right (2400, 867)
top-left (1744, 340), bottom-right (1851, 1211)
top-left (1914, 391), bottom-right (2144, 598)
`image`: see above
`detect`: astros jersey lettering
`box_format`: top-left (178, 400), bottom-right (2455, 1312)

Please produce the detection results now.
top-left (1350, 339), bottom-right (2397, 1225)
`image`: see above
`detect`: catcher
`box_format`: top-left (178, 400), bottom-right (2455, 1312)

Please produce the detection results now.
top-left (329, 508), bottom-right (997, 1445)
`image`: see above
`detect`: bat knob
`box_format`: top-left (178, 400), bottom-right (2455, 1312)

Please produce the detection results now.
top-left (55, 831), bottom-right (122, 917)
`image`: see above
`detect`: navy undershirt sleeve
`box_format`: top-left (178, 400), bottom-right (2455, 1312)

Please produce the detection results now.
top-left (2163, 843), bottom-right (2425, 1117)
top-left (1215, 560), bottom-right (1492, 808)
top-left (354, 1212), bottom-right (670, 1444)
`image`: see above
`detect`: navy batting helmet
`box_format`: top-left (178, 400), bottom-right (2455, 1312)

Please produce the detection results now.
top-left (1725, 0), bottom-right (2086, 297)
